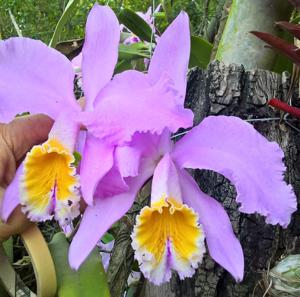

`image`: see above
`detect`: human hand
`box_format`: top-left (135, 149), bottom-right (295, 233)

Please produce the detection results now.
top-left (0, 114), bottom-right (53, 241)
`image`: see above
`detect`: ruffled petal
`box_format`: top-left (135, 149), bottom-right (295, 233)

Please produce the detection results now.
top-left (69, 161), bottom-right (155, 269)
top-left (80, 133), bottom-right (114, 205)
top-left (83, 70), bottom-right (193, 145)
top-left (179, 169), bottom-right (244, 281)
top-left (0, 37), bottom-right (78, 122)
top-left (19, 114), bottom-right (81, 226)
top-left (1, 163), bottom-right (24, 221)
top-left (173, 116), bottom-right (297, 227)
top-left (82, 4), bottom-right (119, 110)
top-left (148, 12), bottom-right (190, 102)
top-left (132, 200), bottom-right (205, 285)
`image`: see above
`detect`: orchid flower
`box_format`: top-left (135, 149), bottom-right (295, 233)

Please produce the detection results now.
top-left (131, 116), bottom-right (296, 284)
top-left (68, 11), bottom-right (297, 285)
top-left (68, 10), bottom-right (193, 269)
top-left (0, 5), bottom-right (192, 228)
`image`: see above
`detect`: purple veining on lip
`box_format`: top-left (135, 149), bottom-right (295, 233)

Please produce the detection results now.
top-left (49, 180), bottom-right (57, 214)
top-left (166, 238), bottom-right (172, 268)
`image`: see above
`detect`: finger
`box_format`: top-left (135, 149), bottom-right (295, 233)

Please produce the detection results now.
top-left (0, 131), bottom-right (16, 186)
top-left (4, 114), bottom-right (54, 161)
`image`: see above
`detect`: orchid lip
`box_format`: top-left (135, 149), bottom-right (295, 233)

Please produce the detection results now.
top-left (131, 197), bottom-right (205, 285)
top-left (20, 138), bottom-right (80, 226)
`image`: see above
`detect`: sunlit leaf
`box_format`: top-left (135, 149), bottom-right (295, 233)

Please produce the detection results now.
top-left (153, 12), bottom-right (166, 20)
top-left (118, 8), bottom-right (154, 42)
top-left (49, 0), bottom-right (80, 48)
top-left (189, 36), bottom-right (213, 69)
top-left (49, 232), bottom-right (110, 297)
top-left (251, 31), bottom-right (300, 66)
top-left (119, 43), bottom-right (150, 60)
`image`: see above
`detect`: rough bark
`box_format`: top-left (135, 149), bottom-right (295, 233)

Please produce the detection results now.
top-left (143, 61), bottom-right (300, 297)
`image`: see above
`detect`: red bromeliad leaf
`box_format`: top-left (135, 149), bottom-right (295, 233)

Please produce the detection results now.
top-left (269, 98), bottom-right (300, 118)
top-left (251, 31), bottom-right (300, 65)
top-left (276, 21), bottom-right (300, 40)
top-left (289, 0), bottom-right (300, 10)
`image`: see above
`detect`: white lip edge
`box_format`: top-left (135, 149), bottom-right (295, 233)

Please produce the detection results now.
top-left (131, 203), bottom-right (206, 285)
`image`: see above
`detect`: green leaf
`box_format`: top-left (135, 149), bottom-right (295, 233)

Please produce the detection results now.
top-left (118, 43), bottom-right (150, 60)
top-left (118, 8), bottom-right (154, 42)
top-left (125, 286), bottom-right (137, 297)
top-left (189, 36), bottom-right (213, 69)
top-left (48, 233), bottom-right (110, 297)
top-left (101, 233), bottom-right (114, 244)
top-left (114, 60), bottom-right (133, 74)
top-left (2, 238), bottom-right (13, 263)
top-left (72, 151), bottom-right (82, 167)
top-left (49, 0), bottom-right (80, 48)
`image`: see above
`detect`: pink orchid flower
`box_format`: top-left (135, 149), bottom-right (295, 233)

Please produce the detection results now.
top-left (0, 5), bottom-right (192, 228)
top-left (69, 12), bottom-right (297, 284)
top-left (132, 115), bottom-right (296, 284)
top-left (69, 10), bottom-right (193, 268)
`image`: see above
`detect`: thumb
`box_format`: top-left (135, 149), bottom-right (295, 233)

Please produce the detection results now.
top-left (3, 114), bottom-right (54, 161)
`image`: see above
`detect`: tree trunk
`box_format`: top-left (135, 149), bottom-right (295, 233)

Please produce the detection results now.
top-left (143, 61), bottom-right (300, 297)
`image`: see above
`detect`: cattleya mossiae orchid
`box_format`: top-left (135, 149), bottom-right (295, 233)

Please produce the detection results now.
top-left (68, 10), bottom-right (297, 286)
top-left (0, 5), bottom-right (193, 229)
top-left (71, 119), bottom-right (297, 285)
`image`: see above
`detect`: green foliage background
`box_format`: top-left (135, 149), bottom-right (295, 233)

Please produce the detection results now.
top-left (0, 0), bottom-right (217, 43)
